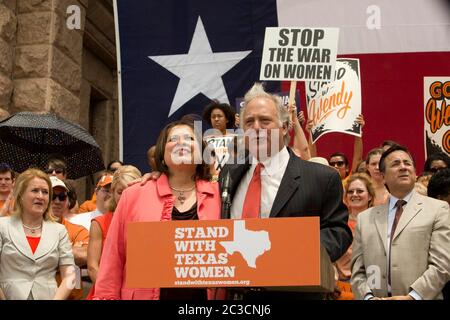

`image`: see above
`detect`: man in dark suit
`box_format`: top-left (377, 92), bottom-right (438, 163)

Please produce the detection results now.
top-left (220, 83), bottom-right (352, 299)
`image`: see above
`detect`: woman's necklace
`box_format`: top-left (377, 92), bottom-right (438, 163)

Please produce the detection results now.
top-left (22, 223), bottom-right (42, 234)
top-left (170, 185), bottom-right (195, 205)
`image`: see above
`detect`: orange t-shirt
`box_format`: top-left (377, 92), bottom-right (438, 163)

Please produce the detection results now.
top-left (61, 218), bottom-right (90, 245)
top-left (56, 218), bottom-right (90, 300)
top-left (0, 198), bottom-right (14, 216)
top-left (85, 212), bottom-right (113, 300)
top-left (78, 199), bottom-right (97, 213)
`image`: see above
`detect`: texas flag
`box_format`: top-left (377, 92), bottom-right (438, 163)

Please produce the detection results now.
top-left (114, 0), bottom-right (280, 171)
top-left (114, 0), bottom-right (450, 172)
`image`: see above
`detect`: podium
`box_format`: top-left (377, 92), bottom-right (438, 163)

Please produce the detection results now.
top-left (126, 217), bottom-right (334, 294)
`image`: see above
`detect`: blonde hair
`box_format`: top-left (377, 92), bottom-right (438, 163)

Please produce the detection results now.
top-left (344, 173), bottom-right (375, 208)
top-left (12, 168), bottom-right (55, 221)
top-left (105, 165), bottom-right (142, 212)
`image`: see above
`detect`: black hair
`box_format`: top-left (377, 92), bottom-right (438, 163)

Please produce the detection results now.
top-left (423, 152), bottom-right (450, 173)
top-left (154, 118), bottom-right (211, 181)
top-left (202, 100), bottom-right (236, 129)
top-left (0, 162), bottom-right (15, 179)
top-left (47, 157), bottom-right (67, 174)
top-left (381, 140), bottom-right (399, 149)
top-left (379, 144), bottom-right (415, 173)
top-left (63, 180), bottom-right (78, 210)
top-left (328, 152), bottom-right (349, 167)
top-left (428, 168), bottom-right (450, 199)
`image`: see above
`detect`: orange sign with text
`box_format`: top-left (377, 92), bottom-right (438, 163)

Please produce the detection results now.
top-left (126, 217), bottom-right (320, 288)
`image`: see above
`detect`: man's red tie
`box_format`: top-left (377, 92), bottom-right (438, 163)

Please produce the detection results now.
top-left (242, 163), bottom-right (263, 218)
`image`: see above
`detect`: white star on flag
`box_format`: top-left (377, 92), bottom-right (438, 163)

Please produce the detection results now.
top-left (149, 17), bottom-right (252, 117)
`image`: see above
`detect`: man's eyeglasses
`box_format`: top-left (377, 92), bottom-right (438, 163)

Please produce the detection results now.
top-left (52, 193), bottom-right (68, 201)
top-left (46, 168), bottom-right (64, 175)
top-left (329, 161), bottom-right (346, 168)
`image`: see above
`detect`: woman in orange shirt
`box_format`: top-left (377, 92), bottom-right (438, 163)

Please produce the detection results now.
top-left (334, 173), bottom-right (375, 300)
top-left (86, 165), bottom-right (141, 299)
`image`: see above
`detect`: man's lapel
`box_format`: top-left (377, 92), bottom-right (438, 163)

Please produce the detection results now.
top-left (373, 204), bottom-right (389, 256)
top-left (222, 156), bottom-right (251, 202)
top-left (269, 154), bottom-right (301, 217)
top-left (392, 192), bottom-right (423, 241)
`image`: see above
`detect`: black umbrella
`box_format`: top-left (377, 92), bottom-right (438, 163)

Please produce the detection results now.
top-left (0, 112), bottom-right (105, 179)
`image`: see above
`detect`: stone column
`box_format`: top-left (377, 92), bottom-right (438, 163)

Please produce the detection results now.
top-left (0, 0), bottom-right (16, 120)
top-left (12, 0), bottom-right (86, 123)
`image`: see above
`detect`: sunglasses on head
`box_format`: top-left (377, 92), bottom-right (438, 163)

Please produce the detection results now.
top-left (329, 160), bottom-right (345, 167)
top-left (52, 193), bottom-right (68, 201)
top-left (46, 168), bottom-right (64, 174)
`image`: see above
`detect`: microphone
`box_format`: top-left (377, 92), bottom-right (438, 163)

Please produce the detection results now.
top-left (220, 171), bottom-right (232, 219)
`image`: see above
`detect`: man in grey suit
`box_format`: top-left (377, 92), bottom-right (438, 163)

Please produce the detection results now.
top-left (220, 83), bottom-right (352, 299)
top-left (351, 145), bottom-right (450, 300)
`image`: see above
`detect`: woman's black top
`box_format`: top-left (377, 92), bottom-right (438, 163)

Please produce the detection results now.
top-left (159, 202), bottom-right (207, 300)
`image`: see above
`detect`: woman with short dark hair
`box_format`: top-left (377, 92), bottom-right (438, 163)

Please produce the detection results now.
top-left (94, 118), bottom-right (220, 300)
top-left (202, 101), bottom-right (238, 179)
top-left (202, 100), bottom-right (236, 135)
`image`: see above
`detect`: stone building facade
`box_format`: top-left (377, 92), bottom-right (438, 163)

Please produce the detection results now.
top-left (0, 0), bottom-right (118, 201)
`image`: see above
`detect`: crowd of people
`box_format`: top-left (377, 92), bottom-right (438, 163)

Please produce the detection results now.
top-left (0, 82), bottom-right (449, 300)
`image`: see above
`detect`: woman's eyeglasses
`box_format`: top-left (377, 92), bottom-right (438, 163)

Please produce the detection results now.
top-left (52, 193), bottom-right (68, 201)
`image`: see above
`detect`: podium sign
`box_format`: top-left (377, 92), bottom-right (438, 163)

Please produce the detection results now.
top-left (126, 217), bottom-right (334, 291)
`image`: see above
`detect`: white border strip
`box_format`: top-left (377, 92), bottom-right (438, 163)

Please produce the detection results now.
top-left (113, 0), bottom-right (124, 161)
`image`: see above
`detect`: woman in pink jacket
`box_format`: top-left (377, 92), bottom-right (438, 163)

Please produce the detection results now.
top-left (93, 118), bottom-right (220, 300)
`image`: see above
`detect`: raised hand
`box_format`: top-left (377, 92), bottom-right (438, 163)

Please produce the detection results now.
top-left (356, 114), bottom-right (365, 128)
top-left (297, 111), bottom-right (306, 126)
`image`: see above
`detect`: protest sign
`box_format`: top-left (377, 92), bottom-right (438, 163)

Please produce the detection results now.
top-left (306, 58), bottom-right (362, 143)
top-left (424, 77), bottom-right (450, 156)
top-left (260, 27), bottom-right (339, 82)
top-left (126, 217), bottom-right (321, 289)
top-left (204, 135), bottom-right (237, 171)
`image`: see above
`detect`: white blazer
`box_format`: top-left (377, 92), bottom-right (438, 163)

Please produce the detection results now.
top-left (0, 216), bottom-right (74, 300)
